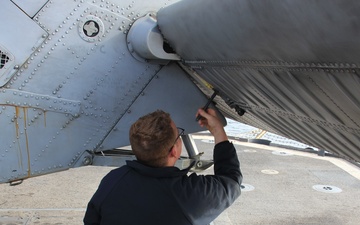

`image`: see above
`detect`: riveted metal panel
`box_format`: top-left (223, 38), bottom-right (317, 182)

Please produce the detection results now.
top-left (12, 0), bottom-right (49, 18)
top-left (158, 0), bottom-right (360, 163)
top-left (0, 1), bottom-right (48, 87)
top-left (0, 0), bottom-right (182, 183)
top-left (99, 62), bottom-right (221, 150)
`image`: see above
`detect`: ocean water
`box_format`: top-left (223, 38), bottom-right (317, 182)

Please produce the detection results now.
top-left (224, 118), bottom-right (316, 149)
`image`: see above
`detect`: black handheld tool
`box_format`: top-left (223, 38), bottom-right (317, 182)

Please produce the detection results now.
top-left (196, 90), bottom-right (219, 121)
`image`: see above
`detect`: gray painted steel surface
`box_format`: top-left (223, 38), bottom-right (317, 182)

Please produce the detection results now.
top-left (1, 0), bottom-right (360, 183)
top-left (0, 0), bottom-right (210, 183)
top-left (158, 0), bottom-right (360, 163)
top-left (11, 0), bottom-right (49, 18)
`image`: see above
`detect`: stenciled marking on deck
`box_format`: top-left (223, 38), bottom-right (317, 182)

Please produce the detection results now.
top-left (312, 185), bottom-right (343, 193)
top-left (243, 149), bottom-right (257, 153)
top-left (261, 169), bottom-right (279, 175)
top-left (272, 151), bottom-right (294, 156)
top-left (201, 139), bottom-right (215, 144)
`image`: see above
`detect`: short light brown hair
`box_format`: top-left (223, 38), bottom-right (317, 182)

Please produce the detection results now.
top-left (129, 110), bottom-right (176, 167)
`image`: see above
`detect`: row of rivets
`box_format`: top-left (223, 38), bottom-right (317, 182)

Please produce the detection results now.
top-left (187, 60), bottom-right (358, 69)
top-left (7, 2), bottom-right (81, 92)
top-left (26, 1), bottom-right (82, 94)
top-left (93, 64), bottom-right (161, 150)
top-left (2, 90), bottom-right (80, 115)
top-left (0, 0), bottom-right (174, 183)
top-left (0, 1), bottom-right (146, 183)
top-left (252, 104), bottom-right (360, 135)
top-left (0, 109), bottom-right (44, 181)
top-left (81, 62), bottom-right (160, 150)
top-left (57, 2), bottom-right (130, 94)
top-left (188, 60), bottom-right (358, 74)
top-left (307, 76), bottom-right (360, 128)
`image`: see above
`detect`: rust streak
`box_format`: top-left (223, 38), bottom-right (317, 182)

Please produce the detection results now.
top-left (23, 107), bottom-right (31, 178)
top-left (44, 111), bottom-right (46, 127)
top-left (15, 106), bottom-right (19, 137)
top-left (14, 107), bottom-right (23, 170)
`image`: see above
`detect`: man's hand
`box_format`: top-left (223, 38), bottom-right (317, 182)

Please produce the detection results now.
top-left (196, 108), bottom-right (228, 144)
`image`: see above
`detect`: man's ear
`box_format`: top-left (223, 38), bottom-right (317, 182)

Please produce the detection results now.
top-left (169, 146), bottom-right (178, 158)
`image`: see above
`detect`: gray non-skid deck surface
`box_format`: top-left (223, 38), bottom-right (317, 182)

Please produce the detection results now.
top-left (1, 136), bottom-right (359, 225)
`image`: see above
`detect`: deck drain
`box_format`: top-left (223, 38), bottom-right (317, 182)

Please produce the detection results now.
top-left (272, 151), bottom-right (293, 156)
top-left (244, 149), bottom-right (257, 153)
top-left (261, 169), bottom-right (279, 175)
top-left (312, 185), bottom-right (342, 193)
top-left (240, 183), bottom-right (255, 192)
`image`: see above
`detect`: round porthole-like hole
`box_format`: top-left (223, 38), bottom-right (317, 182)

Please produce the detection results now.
top-left (78, 15), bottom-right (104, 42)
top-left (83, 20), bottom-right (100, 37)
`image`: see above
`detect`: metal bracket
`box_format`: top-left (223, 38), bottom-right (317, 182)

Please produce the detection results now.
top-left (127, 13), bottom-right (180, 64)
top-left (182, 134), bottom-right (214, 172)
top-left (75, 134), bottom-right (213, 172)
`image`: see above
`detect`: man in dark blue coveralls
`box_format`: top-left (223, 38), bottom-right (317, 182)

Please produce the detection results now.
top-left (84, 108), bottom-right (242, 225)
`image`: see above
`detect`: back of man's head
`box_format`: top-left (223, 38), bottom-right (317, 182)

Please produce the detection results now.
top-left (129, 110), bottom-right (176, 167)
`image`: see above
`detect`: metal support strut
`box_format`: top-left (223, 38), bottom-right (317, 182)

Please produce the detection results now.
top-left (181, 134), bottom-right (214, 172)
